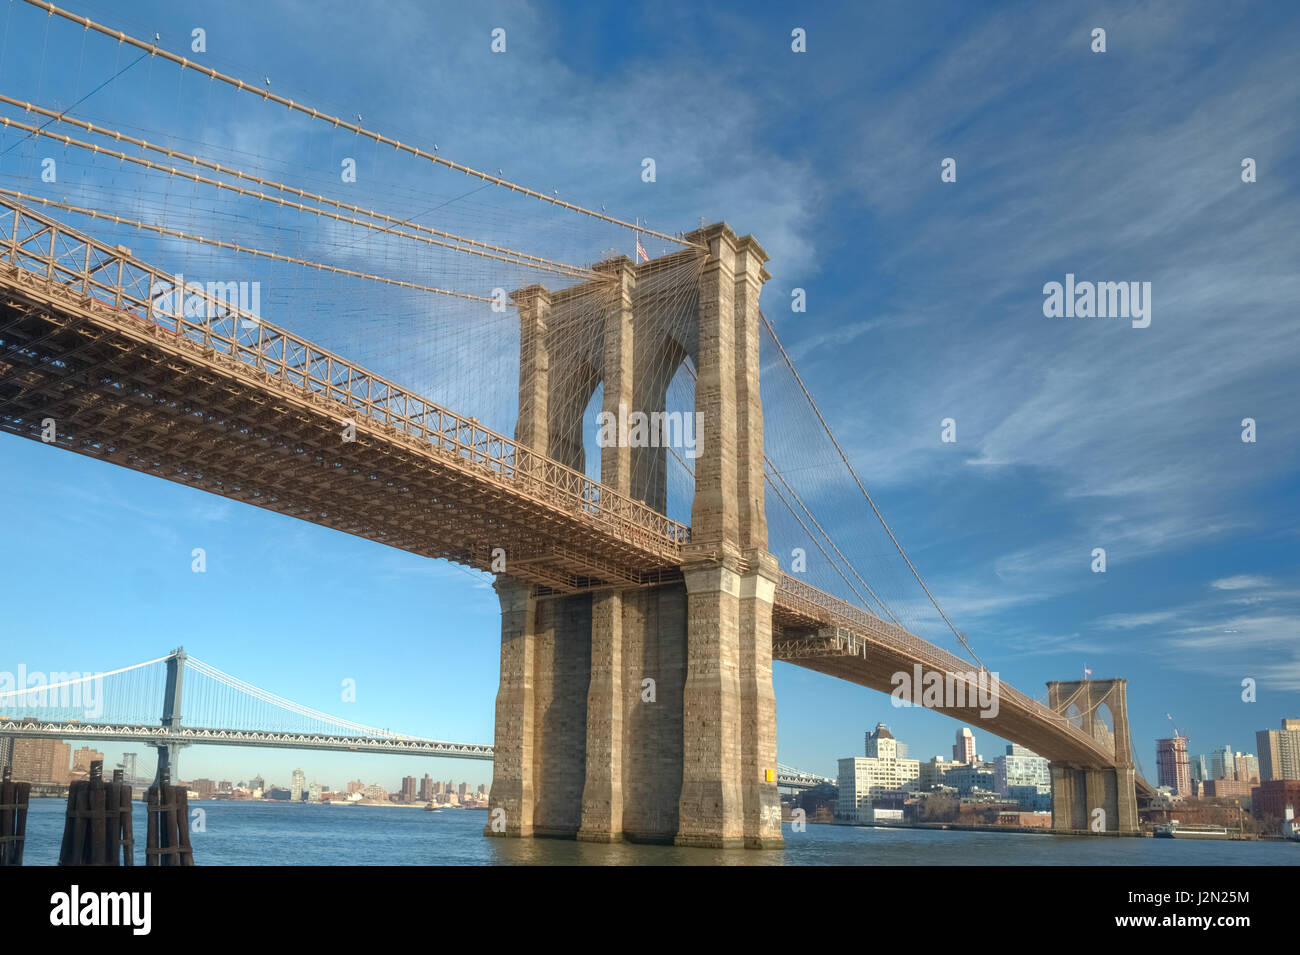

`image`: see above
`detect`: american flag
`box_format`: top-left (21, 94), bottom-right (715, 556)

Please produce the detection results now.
top-left (636, 239), bottom-right (649, 263)
top-left (1084, 666), bottom-right (1092, 676)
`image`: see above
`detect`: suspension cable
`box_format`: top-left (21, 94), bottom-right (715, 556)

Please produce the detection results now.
top-left (20, 0), bottom-right (703, 250)
top-left (0, 112), bottom-right (596, 280)
top-left (759, 310), bottom-right (984, 670)
top-left (0, 654), bottom-right (170, 701)
top-left (0, 93), bottom-right (595, 280)
top-left (0, 188), bottom-right (494, 303)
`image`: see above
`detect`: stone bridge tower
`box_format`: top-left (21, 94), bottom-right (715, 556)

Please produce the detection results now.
top-left (487, 223), bottom-right (782, 848)
top-left (1046, 678), bottom-right (1139, 834)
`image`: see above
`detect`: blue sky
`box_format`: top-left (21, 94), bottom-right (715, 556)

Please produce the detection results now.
top-left (0, 0), bottom-right (1297, 791)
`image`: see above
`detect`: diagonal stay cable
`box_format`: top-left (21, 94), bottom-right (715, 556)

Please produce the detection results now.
top-left (759, 310), bottom-right (984, 670)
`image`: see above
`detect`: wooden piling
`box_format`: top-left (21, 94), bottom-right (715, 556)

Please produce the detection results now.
top-left (145, 770), bottom-right (194, 866)
top-left (118, 770), bottom-right (134, 867)
top-left (0, 767), bottom-right (31, 866)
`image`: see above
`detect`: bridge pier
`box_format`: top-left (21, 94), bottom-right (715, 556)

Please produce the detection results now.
top-left (1046, 679), bottom-right (1139, 834)
top-left (486, 224), bottom-right (782, 849)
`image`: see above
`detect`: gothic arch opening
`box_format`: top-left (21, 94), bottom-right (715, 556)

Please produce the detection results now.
top-left (1093, 701), bottom-right (1116, 757)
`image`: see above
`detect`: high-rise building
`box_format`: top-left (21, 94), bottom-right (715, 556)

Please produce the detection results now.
top-left (291, 768), bottom-right (306, 802)
top-left (401, 776), bottom-right (418, 803)
top-left (419, 773), bottom-right (433, 801)
top-left (308, 781), bottom-right (322, 803)
top-left (458, 782), bottom-right (468, 800)
top-left (1189, 753), bottom-right (1207, 783)
top-left (1256, 719), bottom-right (1300, 781)
top-left (1156, 737), bottom-right (1192, 796)
top-left (953, 727), bottom-right (976, 765)
top-left (346, 778), bottom-right (364, 794)
top-left (1234, 753), bottom-right (1259, 784)
top-left (1206, 744), bottom-right (1236, 781)
top-left (250, 774), bottom-right (265, 792)
top-left (9, 739), bottom-right (71, 784)
top-left (865, 726), bottom-right (908, 760)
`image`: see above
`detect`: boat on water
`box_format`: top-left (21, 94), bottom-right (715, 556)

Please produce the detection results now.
top-left (423, 802), bottom-right (442, 813)
top-left (1154, 821), bottom-right (1231, 840)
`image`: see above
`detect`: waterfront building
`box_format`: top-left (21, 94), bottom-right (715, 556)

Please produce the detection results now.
top-left (836, 724), bottom-right (920, 824)
top-left (1007, 784), bottom-right (1052, 811)
top-left (944, 761), bottom-right (996, 795)
top-left (994, 744), bottom-right (1050, 793)
top-left (919, 756), bottom-right (959, 791)
top-left (401, 776), bottom-right (418, 803)
top-left (1256, 718), bottom-right (1300, 781)
top-left (1251, 779), bottom-right (1300, 822)
top-left (1201, 779), bottom-right (1253, 805)
top-left (291, 768), bottom-right (306, 802)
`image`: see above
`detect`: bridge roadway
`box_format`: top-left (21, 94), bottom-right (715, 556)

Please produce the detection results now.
top-left (0, 197), bottom-right (1150, 797)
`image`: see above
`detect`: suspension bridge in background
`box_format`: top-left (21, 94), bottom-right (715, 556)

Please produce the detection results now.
top-left (0, 1), bottom-right (1148, 847)
top-left (0, 648), bottom-right (833, 790)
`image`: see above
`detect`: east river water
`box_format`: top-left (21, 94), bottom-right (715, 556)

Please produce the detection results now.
top-left (18, 798), bottom-right (1299, 865)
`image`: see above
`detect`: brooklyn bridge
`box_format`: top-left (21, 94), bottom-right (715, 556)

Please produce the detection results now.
top-left (0, 0), bottom-right (1150, 848)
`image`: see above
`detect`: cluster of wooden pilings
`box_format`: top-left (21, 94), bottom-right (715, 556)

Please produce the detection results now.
top-left (58, 761), bottom-right (134, 865)
top-left (0, 760), bottom-right (196, 865)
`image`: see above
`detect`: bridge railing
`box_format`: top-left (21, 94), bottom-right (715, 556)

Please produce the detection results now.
top-left (776, 573), bottom-right (1114, 761)
top-left (0, 196), bottom-right (691, 558)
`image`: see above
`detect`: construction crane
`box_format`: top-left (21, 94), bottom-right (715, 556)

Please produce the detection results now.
top-left (1165, 713), bottom-right (1188, 742)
